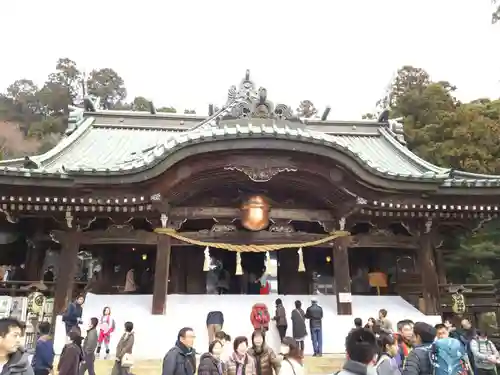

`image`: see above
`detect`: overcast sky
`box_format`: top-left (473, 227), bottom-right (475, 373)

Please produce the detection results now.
top-left (0, 0), bottom-right (498, 119)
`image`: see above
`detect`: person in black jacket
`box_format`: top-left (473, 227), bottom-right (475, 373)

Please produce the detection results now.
top-left (305, 299), bottom-right (323, 356)
top-left (0, 318), bottom-right (34, 375)
top-left (198, 340), bottom-right (225, 375)
top-left (291, 300), bottom-right (307, 357)
top-left (162, 327), bottom-right (197, 375)
top-left (62, 295), bottom-right (84, 336)
top-left (206, 311), bottom-right (224, 343)
top-left (402, 322), bottom-right (436, 375)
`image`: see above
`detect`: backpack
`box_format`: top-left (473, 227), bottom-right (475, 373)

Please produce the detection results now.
top-left (471, 338), bottom-right (495, 368)
top-left (251, 304), bottom-right (270, 328)
top-left (375, 354), bottom-right (390, 373)
top-left (430, 338), bottom-right (468, 375)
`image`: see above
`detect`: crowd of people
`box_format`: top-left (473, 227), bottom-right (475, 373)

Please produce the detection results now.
top-left (1, 290), bottom-right (500, 375)
top-left (343, 310), bottom-right (500, 375)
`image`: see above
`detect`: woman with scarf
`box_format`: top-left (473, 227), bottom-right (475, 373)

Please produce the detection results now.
top-left (278, 337), bottom-right (303, 375)
top-left (97, 306), bottom-right (115, 359)
top-left (376, 334), bottom-right (401, 375)
top-left (248, 330), bottom-right (281, 375)
top-left (226, 336), bottom-right (257, 375)
top-left (111, 321), bottom-right (135, 375)
top-left (291, 301), bottom-right (307, 357)
top-left (198, 340), bottom-right (225, 375)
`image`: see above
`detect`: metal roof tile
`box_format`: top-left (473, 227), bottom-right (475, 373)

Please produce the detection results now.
top-left (2, 113), bottom-right (500, 189)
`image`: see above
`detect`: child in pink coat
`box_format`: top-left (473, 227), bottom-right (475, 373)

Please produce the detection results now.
top-left (96, 306), bottom-right (115, 359)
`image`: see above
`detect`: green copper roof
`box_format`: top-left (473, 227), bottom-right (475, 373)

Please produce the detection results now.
top-left (1, 70), bottom-right (500, 189)
top-left (0, 115), bottom-right (496, 187)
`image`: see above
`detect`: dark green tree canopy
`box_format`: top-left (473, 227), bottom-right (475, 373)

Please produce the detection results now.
top-left (0, 57), bottom-right (181, 159)
top-left (86, 68), bottom-right (127, 109)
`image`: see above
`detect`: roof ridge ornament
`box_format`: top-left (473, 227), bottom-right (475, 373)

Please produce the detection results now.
top-left (387, 117), bottom-right (406, 145)
top-left (297, 100), bottom-right (318, 119)
top-left (377, 109), bottom-right (406, 145)
top-left (227, 69), bottom-right (258, 104)
top-left (225, 70), bottom-right (294, 121)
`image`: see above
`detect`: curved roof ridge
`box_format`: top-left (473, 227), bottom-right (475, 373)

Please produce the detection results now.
top-left (378, 127), bottom-right (450, 177)
top-left (0, 117), bottom-right (95, 169)
top-left (451, 169), bottom-right (500, 180)
top-left (31, 117), bottom-right (95, 168)
top-left (106, 123), bottom-right (444, 183)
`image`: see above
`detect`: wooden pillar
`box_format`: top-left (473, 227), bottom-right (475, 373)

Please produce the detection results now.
top-left (53, 231), bottom-right (81, 315)
top-left (434, 248), bottom-right (447, 285)
top-left (152, 235), bottom-right (172, 315)
top-left (333, 236), bottom-right (352, 315)
top-left (418, 220), bottom-right (440, 315)
top-left (25, 240), bottom-right (45, 281)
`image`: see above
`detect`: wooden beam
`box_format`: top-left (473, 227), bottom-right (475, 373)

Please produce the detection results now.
top-left (350, 234), bottom-right (418, 249)
top-left (81, 229), bottom-right (157, 246)
top-left (48, 229), bottom-right (418, 248)
top-left (169, 206), bottom-right (334, 222)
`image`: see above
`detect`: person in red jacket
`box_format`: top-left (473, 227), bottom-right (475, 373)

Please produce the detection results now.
top-left (260, 281), bottom-right (270, 295)
top-left (250, 303), bottom-right (270, 331)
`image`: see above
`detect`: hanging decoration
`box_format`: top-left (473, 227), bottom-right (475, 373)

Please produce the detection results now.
top-left (155, 228), bottom-right (350, 252)
top-left (203, 246), bottom-right (211, 272)
top-left (265, 251), bottom-right (271, 274)
top-left (235, 252), bottom-right (243, 275)
top-left (297, 247), bottom-right (306, 272)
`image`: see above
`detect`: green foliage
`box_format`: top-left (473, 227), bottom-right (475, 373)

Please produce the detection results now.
top-left (132, 96), bottom-right (150, 111)
top-left (377, 65), bottom-right (500, 283)
top-left (157, 106), bottom-right (177, 113)
top-left (494, 0), bottom-right (500, 23)
top-left (379, 65), bottom-right (500, 175)
top-left (0, 57), bottom-right (180, 159)
top-left (86, 68), bottom-right (127, 109)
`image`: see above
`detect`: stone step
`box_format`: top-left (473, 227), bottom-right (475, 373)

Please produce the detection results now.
top-left (303, 355), bottom-right (345, 374)
top-left (92, 355), bottom-right (345, 375)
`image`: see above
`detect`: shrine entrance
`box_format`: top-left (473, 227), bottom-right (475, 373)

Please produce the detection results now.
top-left (168, 244), bottom-right (311, 295)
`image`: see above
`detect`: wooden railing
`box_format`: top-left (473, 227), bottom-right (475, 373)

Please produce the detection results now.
top-left (396, 282), bottom-right (500, 313)
top-left (0, 280), bottom-right (88, 297)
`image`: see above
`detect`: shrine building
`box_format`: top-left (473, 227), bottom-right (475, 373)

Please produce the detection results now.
top-left (1, 70), bottom-right (500, 319)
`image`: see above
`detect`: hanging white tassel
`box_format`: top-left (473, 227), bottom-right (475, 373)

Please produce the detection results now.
top-left (203, 246), bottom-right (211, 272)
top-left (265, 251), bottom-right (272, 274)
top-left (297, 247), bottom-right (306, 272)
top-left (235, 252), bottom-right (243, 275)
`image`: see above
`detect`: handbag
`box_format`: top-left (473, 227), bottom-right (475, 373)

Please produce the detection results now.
top-left (121, 353), bottom-right (134, 368)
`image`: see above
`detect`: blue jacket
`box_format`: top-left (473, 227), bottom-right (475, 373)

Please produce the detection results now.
top-left (32, 336), bottom-right (55, 370)
top-left (63, 302), bottom-right (82, 326)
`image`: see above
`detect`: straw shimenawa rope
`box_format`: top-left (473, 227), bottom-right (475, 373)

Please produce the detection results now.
top-left (154, 227), bottom-right (350, 252)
